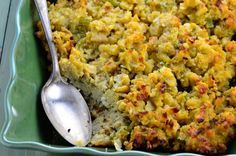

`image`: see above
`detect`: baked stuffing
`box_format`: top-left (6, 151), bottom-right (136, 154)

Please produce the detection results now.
top-left (37, 0), bottom-right (236, 154)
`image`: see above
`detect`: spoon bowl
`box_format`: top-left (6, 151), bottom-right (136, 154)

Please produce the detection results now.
top-left (42, 78), bottom-right (92, 146)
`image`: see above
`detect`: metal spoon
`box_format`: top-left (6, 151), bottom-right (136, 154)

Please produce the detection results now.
top-left (34, 0), bottom-right (92, 146)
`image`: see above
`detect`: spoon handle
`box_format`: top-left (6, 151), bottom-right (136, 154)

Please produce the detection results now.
top-left (34, 0), bottom-right (60, 77)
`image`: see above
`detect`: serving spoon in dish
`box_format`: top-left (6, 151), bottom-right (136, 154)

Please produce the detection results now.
top-left (34, 0), bottom-right (92, 146)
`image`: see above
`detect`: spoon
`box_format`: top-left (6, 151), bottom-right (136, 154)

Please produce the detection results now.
top-left (34, 0), bottom-right (92, 146)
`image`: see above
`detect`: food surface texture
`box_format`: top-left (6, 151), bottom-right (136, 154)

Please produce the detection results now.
top-left (37, 0), bottom-right (236, 154)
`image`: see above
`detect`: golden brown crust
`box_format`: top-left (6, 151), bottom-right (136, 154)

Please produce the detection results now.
top-left (37, 0), bottom-right (236, 154)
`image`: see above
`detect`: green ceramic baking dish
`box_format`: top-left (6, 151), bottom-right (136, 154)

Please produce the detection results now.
top-left (0, 0), bottom-right (235, 155)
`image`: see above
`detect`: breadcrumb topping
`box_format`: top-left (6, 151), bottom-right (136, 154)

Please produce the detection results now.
top-left (37, 0), bottom-right (236, 154)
